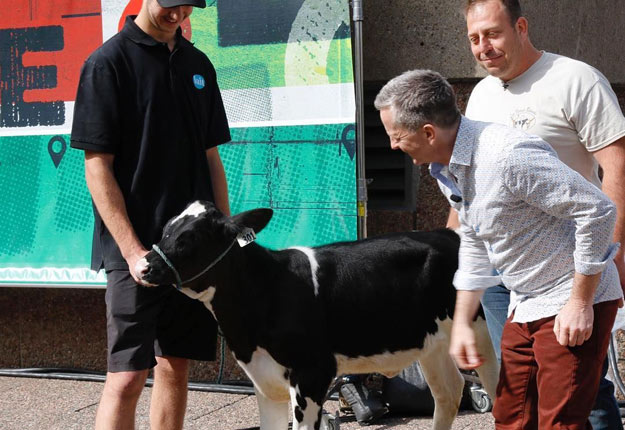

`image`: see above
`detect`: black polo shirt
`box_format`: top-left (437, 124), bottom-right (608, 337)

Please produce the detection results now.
top-left (71, 16), bottom-right (231, 271)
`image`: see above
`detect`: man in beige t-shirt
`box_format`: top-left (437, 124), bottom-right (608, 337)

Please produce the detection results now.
top-left (452, 1), bottom-right (625, 428)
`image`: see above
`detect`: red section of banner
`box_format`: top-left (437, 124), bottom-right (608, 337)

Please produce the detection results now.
top-left (119, 0), bottom-right (143, 31)
top-left (0, 0), bottom-right (103, 103)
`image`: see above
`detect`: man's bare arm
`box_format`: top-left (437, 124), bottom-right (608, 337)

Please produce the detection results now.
top-left (594, 136), bottom-right (625, 297)
top-left (447, 208), bottom-right (460, 229)
top-left (206, 146), bottom-right (230, 216)
top-left (450, 289), bottom-right (485, 369)
top-left (84, 151), bottom-right (147, 281)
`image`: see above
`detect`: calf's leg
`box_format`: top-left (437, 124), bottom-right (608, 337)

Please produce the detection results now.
top-left (255, 387), bottom-right (289, 430)
top-left (288, 370), bottom-right (333, 430)
top-left (419, 343), bottom-right (465, 430)
top-left (473, 316), bottom-right (500, 400)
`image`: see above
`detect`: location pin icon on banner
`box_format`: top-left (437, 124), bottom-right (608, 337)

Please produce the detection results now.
top-left (48, 136), bottom-right (67, 168)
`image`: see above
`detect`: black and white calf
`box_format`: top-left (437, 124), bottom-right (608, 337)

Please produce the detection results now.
top-left (136, 201), bottom-right (498, 430)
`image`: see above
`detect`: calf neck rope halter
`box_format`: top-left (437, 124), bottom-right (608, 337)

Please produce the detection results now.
top-left (151, 239), bottom-right (236, 290)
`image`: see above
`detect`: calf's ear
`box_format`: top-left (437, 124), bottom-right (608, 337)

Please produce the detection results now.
top-left (231, 208), bottom-right (273, 234)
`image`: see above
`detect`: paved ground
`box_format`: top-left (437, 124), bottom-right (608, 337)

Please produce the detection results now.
top-left (0, 376), bottom-right (495, 429)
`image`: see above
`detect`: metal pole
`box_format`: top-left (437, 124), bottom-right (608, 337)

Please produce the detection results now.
top-left (351, 0), bottom-right (367, 239)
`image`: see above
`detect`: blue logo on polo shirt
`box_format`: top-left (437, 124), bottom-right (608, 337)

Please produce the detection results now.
top-left (193, 74), bottom-right (205, 89)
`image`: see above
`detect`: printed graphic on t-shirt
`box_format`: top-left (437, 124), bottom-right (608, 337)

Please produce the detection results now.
top-left (510, 108), bottom-right (537, 131)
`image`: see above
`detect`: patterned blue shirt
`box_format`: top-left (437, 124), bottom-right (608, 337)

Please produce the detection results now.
top-left (432, 117), bottom-right (622, 323)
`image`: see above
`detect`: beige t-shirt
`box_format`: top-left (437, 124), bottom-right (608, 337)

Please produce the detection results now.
top-left (466, 52), bottom-right (625, 187)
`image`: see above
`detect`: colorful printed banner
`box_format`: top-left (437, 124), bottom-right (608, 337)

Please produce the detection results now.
top-left (0, 0), bottom-right (357, 287)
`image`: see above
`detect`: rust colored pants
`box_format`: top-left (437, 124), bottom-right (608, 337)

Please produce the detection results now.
top-left (493, 300), bottom-right (618, 430)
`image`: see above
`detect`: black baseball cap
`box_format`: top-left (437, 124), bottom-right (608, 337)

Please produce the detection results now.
top-left (156, 0), bottom-right (206, 8)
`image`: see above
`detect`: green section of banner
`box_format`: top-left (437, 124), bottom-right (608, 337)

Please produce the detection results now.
top-left (0, 135), bottom-right (93, 267)
top-left (0, 123), bottom-right (356, 284)
top-left (190, 4), bottom-right (354, 89)
top-left (223, 124), bottom-right (357, 248)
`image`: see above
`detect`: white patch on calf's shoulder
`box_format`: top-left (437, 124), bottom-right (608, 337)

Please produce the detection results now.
top-left (179, 286), bottom-right (217, 317)
top-left (171, 201), bottom-right (207, 224)
top-left (237, 347), bottom-right (290, 402)
top-left (289, 246), bottom-right (320, 296)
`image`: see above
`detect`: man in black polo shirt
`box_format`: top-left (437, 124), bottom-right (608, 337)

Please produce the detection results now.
top-left (70, 0), bottom-right (231, 428)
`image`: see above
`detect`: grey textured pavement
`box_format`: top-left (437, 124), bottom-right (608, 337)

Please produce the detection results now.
top-left (0, 376), bottom-right (495, 429)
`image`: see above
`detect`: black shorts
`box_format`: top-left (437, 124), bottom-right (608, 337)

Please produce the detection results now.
top-left (105, 270), bottom-right (217, 372)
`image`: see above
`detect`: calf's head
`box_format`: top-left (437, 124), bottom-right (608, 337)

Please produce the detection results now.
top-left (136, 200), bottom-right (273, 290)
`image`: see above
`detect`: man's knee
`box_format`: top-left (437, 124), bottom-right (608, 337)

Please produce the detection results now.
top-left (154, 356), bottom-right (189, 383)
top-left (104, 370), bottom-right (149, 399)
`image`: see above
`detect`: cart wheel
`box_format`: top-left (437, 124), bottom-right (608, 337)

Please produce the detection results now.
top-left (470, 386), bottom-right (492, 413)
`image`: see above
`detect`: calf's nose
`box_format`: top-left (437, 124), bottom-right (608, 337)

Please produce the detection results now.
top-left (134, 258), bottom-right (157, 287)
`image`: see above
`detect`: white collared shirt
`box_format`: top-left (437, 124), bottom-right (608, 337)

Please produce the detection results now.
top-left (432, 117), bottom-right (622, 323)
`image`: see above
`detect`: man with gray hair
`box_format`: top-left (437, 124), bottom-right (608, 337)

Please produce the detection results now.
top-left (375, 69), bottom-right (622, 429)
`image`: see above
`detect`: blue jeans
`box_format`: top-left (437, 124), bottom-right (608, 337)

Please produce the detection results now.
top-left (481, 285), bottom-right (623, 430)
top-left (589, 358), bottom-right (623, 430)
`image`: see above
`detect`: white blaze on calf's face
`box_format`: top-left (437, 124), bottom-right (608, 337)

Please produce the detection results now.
top-left (138, 201), bottom-right (208, 287)
top-left (171, 201), bottom-right (207, 225)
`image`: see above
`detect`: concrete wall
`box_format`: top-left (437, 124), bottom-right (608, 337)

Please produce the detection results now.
top-left (0, 287), bottom-right (248, 382)
top-left (363, 0), bottom-right (625, 83)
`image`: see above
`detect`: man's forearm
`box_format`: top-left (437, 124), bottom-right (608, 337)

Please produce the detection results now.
top-left (450, 289), bottom-right (485, 368)
top-left (569, 271), bottom-right (601, 305)
top-left (206, 147), bottom-right (230, 216)
top-left (84, 152), bottom-right (145, 263)
top-left (453, 289), bottom-right (484, 324)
